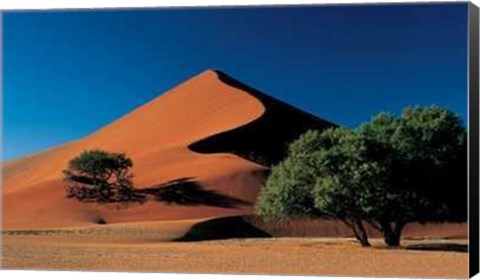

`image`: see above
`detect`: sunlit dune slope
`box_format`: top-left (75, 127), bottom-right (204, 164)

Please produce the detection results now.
top-left (2, 70), bottom-right (333, 229)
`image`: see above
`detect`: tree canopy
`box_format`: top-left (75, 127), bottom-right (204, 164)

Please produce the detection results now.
top-left (63, 150), bottom-right (144, 204)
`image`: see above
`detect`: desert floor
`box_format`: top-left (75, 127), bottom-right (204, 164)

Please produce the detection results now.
top-left (2, 231), bottom-right (468, 278)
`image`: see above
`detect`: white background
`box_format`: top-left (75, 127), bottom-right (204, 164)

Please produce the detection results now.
top-left (0, 0), bottom-right (479, 280)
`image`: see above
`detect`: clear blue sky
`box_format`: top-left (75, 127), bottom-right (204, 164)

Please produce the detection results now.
top-left (2, 3), bottom-right (468, 160)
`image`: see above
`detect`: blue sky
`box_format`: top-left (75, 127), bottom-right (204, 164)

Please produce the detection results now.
top-left (2, 3), bottom-right (469, 160)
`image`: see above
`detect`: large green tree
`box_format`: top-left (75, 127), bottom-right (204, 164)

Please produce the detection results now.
top-left (255, 106), bottom-right (466, 247)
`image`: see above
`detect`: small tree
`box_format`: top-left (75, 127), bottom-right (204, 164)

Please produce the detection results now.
top-left (63, 150), bottom-right (140, 204)
top-left (256, 106), bottom-right (467, 247)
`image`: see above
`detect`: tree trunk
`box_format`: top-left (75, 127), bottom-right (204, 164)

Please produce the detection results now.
top-left (351, 219), bottom-right (371, 247)
top-left (384, 231), bottom-right (400, 247)
top-left (381, 221), bottom-right (406, 247)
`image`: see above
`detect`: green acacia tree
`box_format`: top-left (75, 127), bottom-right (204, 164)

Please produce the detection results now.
top-left (63, 150), bottom-right (143, 204)
top-left (255, 106), bottom-right (467, 247)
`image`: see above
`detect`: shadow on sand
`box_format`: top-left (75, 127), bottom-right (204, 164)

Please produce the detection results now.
top-left (406, 242), bottom-right (468, 253)
top-left (137, 177), bottom-right (251, 209)
top-left (175, 215), bottom-right (272, 242)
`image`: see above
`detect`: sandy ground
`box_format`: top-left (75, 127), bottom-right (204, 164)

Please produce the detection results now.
top-left (2, 234), bottom-right (468, 278)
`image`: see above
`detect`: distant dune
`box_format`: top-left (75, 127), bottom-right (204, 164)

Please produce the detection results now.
top-left (2, 70), bottom-right (333, 230)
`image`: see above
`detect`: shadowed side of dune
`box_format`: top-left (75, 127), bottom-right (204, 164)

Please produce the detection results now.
top-left (189, 70), bottom-right (337, 166)
top-left (174, 215), bottom-right (271, 242)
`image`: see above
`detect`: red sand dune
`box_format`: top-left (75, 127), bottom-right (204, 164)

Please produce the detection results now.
top-left (2, 70), bottom-right (331, 230)
top-left (2, 69), bottom-right (466, 240)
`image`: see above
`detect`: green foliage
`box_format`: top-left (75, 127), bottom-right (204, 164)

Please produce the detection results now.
top-left (255, 130), bottom-right (323, 220)
top-left (255, 106), bottom-right (467, 247)
top-left (359, 106), bottom-right (467, 223)
top-left (63, 150), bottom-right (143, 204)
